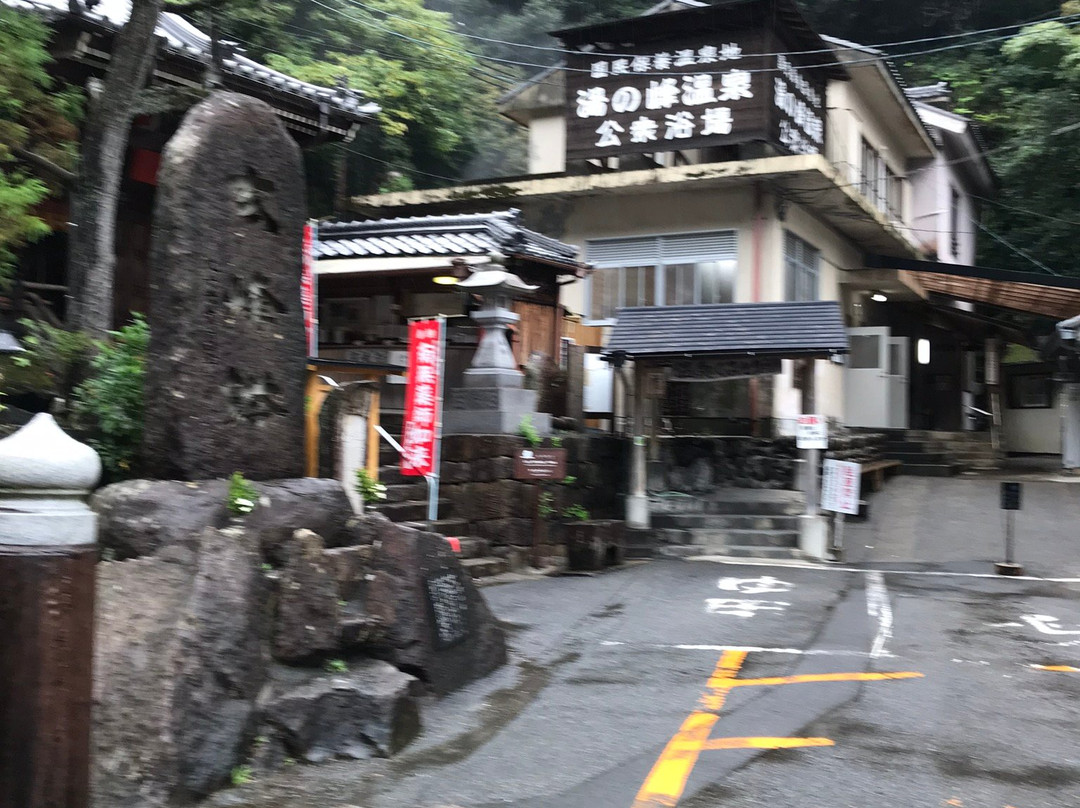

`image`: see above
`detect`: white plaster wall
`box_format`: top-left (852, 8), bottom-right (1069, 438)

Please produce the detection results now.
top-left (1004, 399), bottom-right (1062, 455)
top-left (528, 116), bottom-right (567, 175)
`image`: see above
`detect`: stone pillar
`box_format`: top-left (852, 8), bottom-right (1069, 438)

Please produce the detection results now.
top-left (1063, 383), bottom-right (1080, 471)
top-left (0, 414), bottom-right (102, 808)
top-left (626, 362), bottom-right (650, 529)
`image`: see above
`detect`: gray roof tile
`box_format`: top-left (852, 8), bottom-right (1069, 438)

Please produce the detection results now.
top-left (605, 301), bottom-right (849, 358)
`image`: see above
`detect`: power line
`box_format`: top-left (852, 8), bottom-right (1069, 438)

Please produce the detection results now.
top-left (342, 0), bottom-right (1080, 62)
top-left (311, 0), bottom-right (1080, 79)
top-left (972, 195), bottom-right (1080, 228)
top-left (973, 220), bottom-right (1062, 276)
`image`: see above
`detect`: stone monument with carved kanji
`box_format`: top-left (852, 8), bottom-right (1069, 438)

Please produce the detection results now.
top-left (143, 91), bottom-right (306, 479)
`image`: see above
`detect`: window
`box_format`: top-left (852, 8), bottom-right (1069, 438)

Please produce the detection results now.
top-left (1008, 374), bottom-right (1053, 409)
top-left (861, 139), bottom-right (903, 220)
top-left (585, 231), bottom-right (737, 322)
top-left (784, 231), bottom-right (820, 302)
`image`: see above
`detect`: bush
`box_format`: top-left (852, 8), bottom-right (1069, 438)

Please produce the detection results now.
top-left (73, 315), bottom-right (149, 477)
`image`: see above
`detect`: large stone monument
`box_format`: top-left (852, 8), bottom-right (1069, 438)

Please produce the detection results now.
top-left (443, 261), bottom-right (552, 436)
top-left (143, 91), bottom-right (307, 480)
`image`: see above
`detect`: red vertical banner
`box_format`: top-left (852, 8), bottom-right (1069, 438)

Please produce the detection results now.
top-left (301, 222), bottom-right (318, 357)
top-left (401, 318), bottom-right (443, 477)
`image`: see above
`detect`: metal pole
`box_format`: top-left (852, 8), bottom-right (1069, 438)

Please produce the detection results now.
top-left (804, 447), bottom-right (820, 517)
top-left (0, 415), bottom-right (101, 808)
top-left (426, 315), bottom-right (446, 524)
top-left (1005, 510), bottom-right (1015, 566)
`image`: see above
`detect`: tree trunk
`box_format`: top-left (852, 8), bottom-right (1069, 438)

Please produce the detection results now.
top-left (67, 0), bottom-right (165, 337)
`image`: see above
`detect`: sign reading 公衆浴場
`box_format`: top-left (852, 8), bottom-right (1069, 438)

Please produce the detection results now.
top-left (560, 6), bottom-right (828, 162)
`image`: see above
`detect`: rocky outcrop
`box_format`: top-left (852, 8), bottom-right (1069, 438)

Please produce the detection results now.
top-left (92, 477), bottom-right (356, 564)
top-left (91, 501), bottom-right (506, 806)
top-left (259, 662), bottom-right (421, 763)
top-left (365, 523), bottom-right (507, 696)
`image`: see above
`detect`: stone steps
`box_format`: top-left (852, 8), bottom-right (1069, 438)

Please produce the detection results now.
top-left (378, 499), bottom-right (453, 523)
top-left (682, 528), bottom-right (799, 548)
top-left (402, 518), bottom-right (471, 536)
top-left (459, 557), bottom-right (511, 578)
top-left (653, 514), bottom-right (800, 531)
top-left (657, 545), bottom-right (802, 560)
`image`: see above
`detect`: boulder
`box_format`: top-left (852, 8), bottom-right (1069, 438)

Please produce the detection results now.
top-left (92, 525), bottom-right (269, 806)
top-left (92, 479), bottom-right (229, 559)
top-left (259, 661), bottom-right (421, 762)
top-left (272, 530), bottom-right (342, 664)
top-left (92, 477), bottom-right (356, 564)
top-left (245, 478), bottom-right (357, 565)
top-left (364, 521), bottom-right (507, 696)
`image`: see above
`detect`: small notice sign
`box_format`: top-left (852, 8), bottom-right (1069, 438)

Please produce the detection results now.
top-left (796, 414), bottom-right (828, 450)
top-left (514, 448), bottom-right (567, 481)
top-left (1000, 481), bottom-right (1022, 511)
top-left (821, 459), bottom-right (861, 515)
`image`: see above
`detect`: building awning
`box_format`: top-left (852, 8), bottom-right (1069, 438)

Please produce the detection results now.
top-left (865, 256), bottom-right (1080, 320)
top-left (604, 301), bottom-right (849, 359)
top-left (316, 210), bottom-right (586, 276)
top-left (316, 255), bottom-right (491, 276)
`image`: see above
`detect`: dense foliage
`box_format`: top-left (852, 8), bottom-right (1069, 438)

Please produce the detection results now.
top-left (0, 8), bottom-right (79, 285)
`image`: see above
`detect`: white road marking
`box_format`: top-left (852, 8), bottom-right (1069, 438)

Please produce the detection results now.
top-left (705, 598), bottom-right (790, 617)
top-left (717, 575), bottom-right (794, 594)
top-left (688, 556), bottom-right (1080, 583)
top-left (1020, 614), bottom-right (1080, 636)
top-left (865, 570), bottom-right (893, 659)
top-left (598, 640), bottom-right (890, 658)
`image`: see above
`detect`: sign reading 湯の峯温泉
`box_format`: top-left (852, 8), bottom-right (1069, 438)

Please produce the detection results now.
top-left (821, 459), bottom-right (861, 515)
top-left (514, 448), bottom-right (568, 481)
top-left (401, 318), bottom-right (444, 477)
top-left (562, 19), bottom-right (827, 162)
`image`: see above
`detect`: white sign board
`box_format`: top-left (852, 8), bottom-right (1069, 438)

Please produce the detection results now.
top-left (796, 414), bottom-right (828, 449)
top-left (821, 459), bottom-right (861, 515)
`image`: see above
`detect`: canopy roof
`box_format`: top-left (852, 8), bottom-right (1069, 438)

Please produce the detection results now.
top-left (316, 210), bottom-right (586, 276)
top-left (866, 256), bottom-right (1080, 321)
top-left (604, 301), bottom-right (849, 359)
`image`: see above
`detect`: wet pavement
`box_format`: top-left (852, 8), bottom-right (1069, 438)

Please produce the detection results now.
top-left (213, 542), bottom-right (1080, 808)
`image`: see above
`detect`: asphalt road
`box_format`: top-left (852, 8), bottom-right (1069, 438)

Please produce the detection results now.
top-left (218, 554), bottom-right (1080, 808)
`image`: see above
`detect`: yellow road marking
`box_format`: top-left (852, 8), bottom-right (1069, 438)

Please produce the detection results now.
top-left (632, 651), bottom-right (746, 808)
top-left (1032, 664), bottom-right (1080, 672)
top-left (633, 651), bottom-right (924, 808)
top-left (725, 671), bottom-right (924, 688)
top-left (700, 737), bottom-right (836, 750)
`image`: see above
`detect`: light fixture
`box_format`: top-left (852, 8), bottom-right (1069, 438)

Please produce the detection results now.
top-left (432, 275), bottom-right (459, 286)
top-left (917, 338), bottom-right (931, 365)
top-left (871, 292), bottom-right (888, 303)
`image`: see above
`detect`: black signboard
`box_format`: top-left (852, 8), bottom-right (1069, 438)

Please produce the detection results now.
top-left (563, 26), bottom-right (826, 162)
top-left (1000, 482), bottom-right (1022, 511)
top-left (423, 568), bottom-right (470, 649)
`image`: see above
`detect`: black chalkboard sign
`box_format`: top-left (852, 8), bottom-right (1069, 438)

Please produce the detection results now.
top-left (1000, 482), bottom-right (1022, 511)
top-left (424, 569), bottom-right (470, 649)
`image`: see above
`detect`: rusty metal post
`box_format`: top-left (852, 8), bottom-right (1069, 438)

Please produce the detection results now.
top-left (0, 414), bottom-right (102, 808)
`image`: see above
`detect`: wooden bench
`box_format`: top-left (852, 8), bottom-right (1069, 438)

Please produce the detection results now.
top-left (860, 459), bottom-right (902, 493)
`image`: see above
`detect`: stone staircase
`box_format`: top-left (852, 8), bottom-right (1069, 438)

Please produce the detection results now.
top-left (880, 430), bottom-right (1002, 476)
top-left (373, 442), bottom-right (521, 581)
top-left (635, 489), bottom-right (805, 559)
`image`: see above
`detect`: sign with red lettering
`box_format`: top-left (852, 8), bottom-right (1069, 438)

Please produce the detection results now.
top-left (796, 414), bottom-right (828, 450)
top-left (401, 319), bottom-right (443, 477)
top-left (301, 222), bottom-right (317, 357)
top-left (821, 459), bottom-right (860, 515)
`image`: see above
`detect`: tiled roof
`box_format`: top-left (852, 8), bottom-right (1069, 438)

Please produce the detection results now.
top-left (605, 301), bottom-right (849, 357)
top-left (316, 210), bottom-right (585, 272)
top-left (4, 0), bottom-right (378, 122)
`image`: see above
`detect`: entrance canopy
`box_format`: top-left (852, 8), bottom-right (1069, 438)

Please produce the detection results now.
top-left (866, 256), bottom-right (1080, 320)
top-left (603, 301), bottom-right (849, 361)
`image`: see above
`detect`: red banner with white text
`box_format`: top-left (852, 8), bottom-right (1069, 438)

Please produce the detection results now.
top-left (301, 222), bottom-right (317, 357)
top-left (401, 318), bottom-right (443, 477)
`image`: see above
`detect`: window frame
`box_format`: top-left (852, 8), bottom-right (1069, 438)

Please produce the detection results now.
top-left (584, 231), bottom-right (738, 325)
top-left (784, 230), bottom-right (821, 303)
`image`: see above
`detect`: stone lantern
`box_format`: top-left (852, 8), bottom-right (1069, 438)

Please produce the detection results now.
top-left (443, 255), bottom-right (552, 436)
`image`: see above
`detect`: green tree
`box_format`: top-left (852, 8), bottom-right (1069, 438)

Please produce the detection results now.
top-left (0, 7), bottom-right (79, 286)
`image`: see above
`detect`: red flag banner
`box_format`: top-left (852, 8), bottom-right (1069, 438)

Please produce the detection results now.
top-left (301, 222), bottom-right (317, 356)
top-left (401, 318), bottom-right (443, 477)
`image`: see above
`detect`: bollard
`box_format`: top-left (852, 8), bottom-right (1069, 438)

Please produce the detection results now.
top-left (0, 414), bottom-right (102, 808)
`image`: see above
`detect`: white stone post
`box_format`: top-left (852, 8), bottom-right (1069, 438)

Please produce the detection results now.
top-left (0, 414), bottom-right (102, 807)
